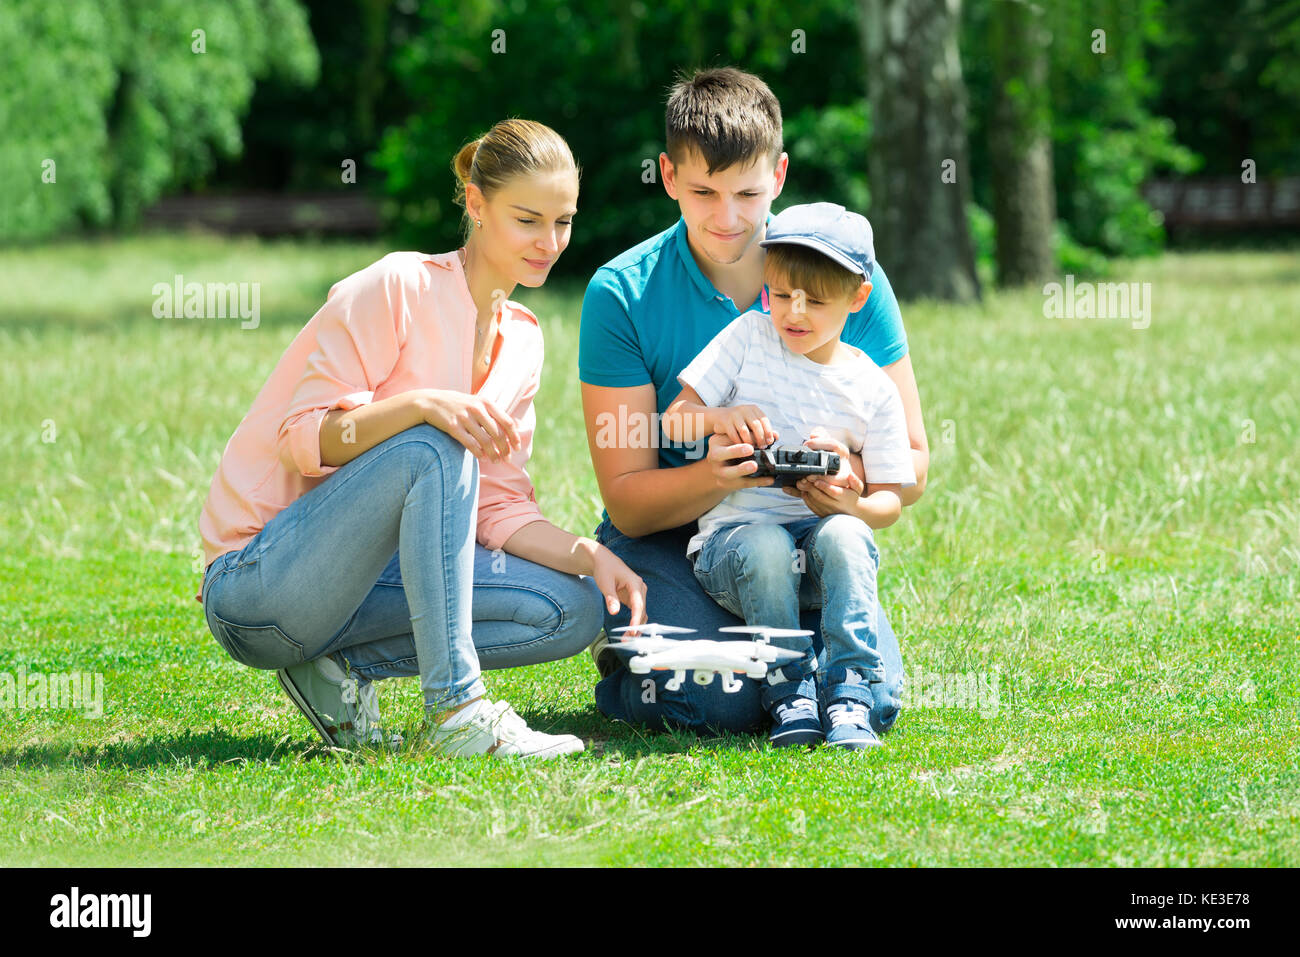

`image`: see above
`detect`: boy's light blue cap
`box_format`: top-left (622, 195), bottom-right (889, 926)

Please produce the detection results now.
top-left (759, 202), bottom-right (875, 279)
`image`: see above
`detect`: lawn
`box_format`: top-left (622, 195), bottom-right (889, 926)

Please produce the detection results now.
top-left (1, 233), bottom-right (1296, 866)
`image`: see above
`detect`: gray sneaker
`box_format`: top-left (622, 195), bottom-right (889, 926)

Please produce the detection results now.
top-left (426, 698), bottom-right (584, 758)
top-left (276, 655), bottom-right (401, 750)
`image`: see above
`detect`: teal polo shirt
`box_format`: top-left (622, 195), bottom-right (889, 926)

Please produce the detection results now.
top-left (578, 216), bottom-right (908, 471)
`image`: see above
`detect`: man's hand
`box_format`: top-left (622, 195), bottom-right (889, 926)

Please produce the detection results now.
top-left (707, 433), bottom-right (777, 492)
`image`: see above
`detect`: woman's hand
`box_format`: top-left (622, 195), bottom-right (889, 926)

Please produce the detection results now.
top-left (417, 389), bottom-right (522, 462)
top-left (590, 545), bottom-right (647, 626)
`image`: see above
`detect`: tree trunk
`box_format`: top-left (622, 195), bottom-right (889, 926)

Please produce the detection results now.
top-left (989, 0), bottom-right (1057, 286)
top-left (861, 0), bottom-right (981, 302)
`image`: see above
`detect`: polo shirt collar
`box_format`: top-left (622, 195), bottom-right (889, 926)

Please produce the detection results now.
top-left (672, 213), bottom-right (776, 311)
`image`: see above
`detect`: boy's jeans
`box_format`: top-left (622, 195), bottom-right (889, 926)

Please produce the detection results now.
top-left (592, 515), bottom-right (903, 735)
top-left (201, 424), bottom-right (604, 713)
top-left (691, 515), bottom-right (882, 714)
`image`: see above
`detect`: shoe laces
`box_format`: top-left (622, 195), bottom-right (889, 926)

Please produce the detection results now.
top-left (480, 699), bottom-right (536, 742)
top-left (826, 701), bottom-right (869, 728)
top-left (775, 697), bottom-right (819, 723)
top-left (334, 666), bottom-right (379, 739)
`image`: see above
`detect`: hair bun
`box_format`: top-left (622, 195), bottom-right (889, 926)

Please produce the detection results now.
top-left (450, 120), bottom-right (579, 228)
top-left (452, 138), bottom-right (481, 197)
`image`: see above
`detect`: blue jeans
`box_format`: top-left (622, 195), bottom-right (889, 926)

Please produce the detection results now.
top-left (692, 515), bottom-right (882, 714)
top-left (592, 514), bottom-right (904, 735)
top-left (201, 424), bottom-right (604, 712)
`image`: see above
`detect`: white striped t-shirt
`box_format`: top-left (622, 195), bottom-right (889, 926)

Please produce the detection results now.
top-left (678, 310), bottom-right (916, 556)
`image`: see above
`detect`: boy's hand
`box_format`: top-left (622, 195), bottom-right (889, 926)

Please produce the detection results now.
top-left (781, 431), bottom-right (865, 516)
top-left (798, 475), bottom-right (863, 517)
top-left (712, 404), bottom-right (778, 449)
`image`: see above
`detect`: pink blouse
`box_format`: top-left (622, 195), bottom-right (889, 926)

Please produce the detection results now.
top-left (197, 251), bottom-right (547, 598)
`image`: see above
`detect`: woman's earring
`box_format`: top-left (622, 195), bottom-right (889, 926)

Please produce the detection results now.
top-left (476, 220), bottom-right (482, 229)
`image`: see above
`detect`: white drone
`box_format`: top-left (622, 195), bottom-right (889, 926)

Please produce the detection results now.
top-left (609, 624), bottom-right (813, 693)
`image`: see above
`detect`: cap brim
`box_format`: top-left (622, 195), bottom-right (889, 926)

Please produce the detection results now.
top-left (759, 235), bottom-right (871, 277)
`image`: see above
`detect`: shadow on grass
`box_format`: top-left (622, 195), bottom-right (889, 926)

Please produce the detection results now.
top-left (515, 703), bottom-right (767, 760)
top-left (3, 712), bottom-right (767, 770)
top-left (0, 727), bottom-right (312, 770)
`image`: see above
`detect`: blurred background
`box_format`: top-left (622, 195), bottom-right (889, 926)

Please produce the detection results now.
top-left (2, 0), bottom-right (1297, 294)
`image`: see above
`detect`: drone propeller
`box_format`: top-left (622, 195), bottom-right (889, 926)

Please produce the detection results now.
top-left (611, 623), bottom-right (697, 640)
top-left (718, 626), bottom-right (814, 640)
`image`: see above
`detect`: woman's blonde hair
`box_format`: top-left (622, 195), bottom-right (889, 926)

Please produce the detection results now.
top-left (452, 119), bottom-right (580, 240)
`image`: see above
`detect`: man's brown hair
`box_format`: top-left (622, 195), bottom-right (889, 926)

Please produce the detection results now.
top-left (665, 67), bottom-right (783, 173)
top-left (763, 244), bottom-right (865, 304)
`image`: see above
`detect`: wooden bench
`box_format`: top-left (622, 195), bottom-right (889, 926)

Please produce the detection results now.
top-left (143, 192), bottom-right (382, 236)
top-left (1142, 177), bottom-right (1300, 229)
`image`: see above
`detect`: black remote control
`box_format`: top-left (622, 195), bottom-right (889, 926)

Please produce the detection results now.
top-left (728, 446), bottom-right (842, 487)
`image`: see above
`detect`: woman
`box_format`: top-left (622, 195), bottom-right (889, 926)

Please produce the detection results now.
top-left (198, 119), bottom-right (646, 759)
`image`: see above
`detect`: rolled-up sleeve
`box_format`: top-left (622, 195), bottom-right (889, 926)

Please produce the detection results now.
top-left (277, 260), bottom-right (405, 478)
top-left (476, 330), bottom-right (547, 551)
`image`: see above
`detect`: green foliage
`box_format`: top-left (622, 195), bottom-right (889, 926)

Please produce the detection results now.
top-left (9, 0), bottom-right (1295, 268)
top-left (0, 0), bottom-right (318, 241)
top-left (1053, 222), bottom-right (1112, 278)
top-left (1150, 0), bottom-right (1300, 178)
top-left (372, 0), bottom-right (1213, 271)
top-left (1046, 0), bottom-right (1199, 257)
top-left (965, 0), bottom-right (1200, 263)
top-left (373, 0), bottom-right (867, 274)
top-left (223, 0), bottom-right (408, 190)
top-left (966, 202), bottom-right (997, 289)
top-left (0, 2), bottom-right (118, 237)
top-left (781, 100), bottom-right (872, 215)
top-left (1061, 114), bottom-right (1196, 255)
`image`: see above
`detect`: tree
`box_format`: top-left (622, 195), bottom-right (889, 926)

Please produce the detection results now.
top-left (988, 0), bottom-right (1056, 285)
top-left (860, 0), bottom-right (981, 302)
top-left (0, 0), bottom-right (318, 242)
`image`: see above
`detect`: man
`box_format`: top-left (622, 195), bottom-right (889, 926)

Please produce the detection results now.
top-left (578, 67), bottom-right (929, 735)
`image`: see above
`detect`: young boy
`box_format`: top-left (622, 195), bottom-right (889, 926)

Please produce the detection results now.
top-left (661, 202), bottom-right (916, 749)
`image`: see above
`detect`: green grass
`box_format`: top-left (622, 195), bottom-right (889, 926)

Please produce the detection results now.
top-left (1, 233), bottom-right (1297, 866)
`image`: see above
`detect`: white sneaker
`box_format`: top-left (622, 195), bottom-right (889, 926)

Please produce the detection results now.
top-left (277, 655), bottom-right (402, 750)
top-left (426, 698), bottom-right (584, 759)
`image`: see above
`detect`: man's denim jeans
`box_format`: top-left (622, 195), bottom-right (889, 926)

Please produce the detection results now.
top-left (593, 514), bottom-right (904, 735)
top-left (202, 424), bottom-right (604, 712)
top-left (692, 514), bottom-right (884, 713)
